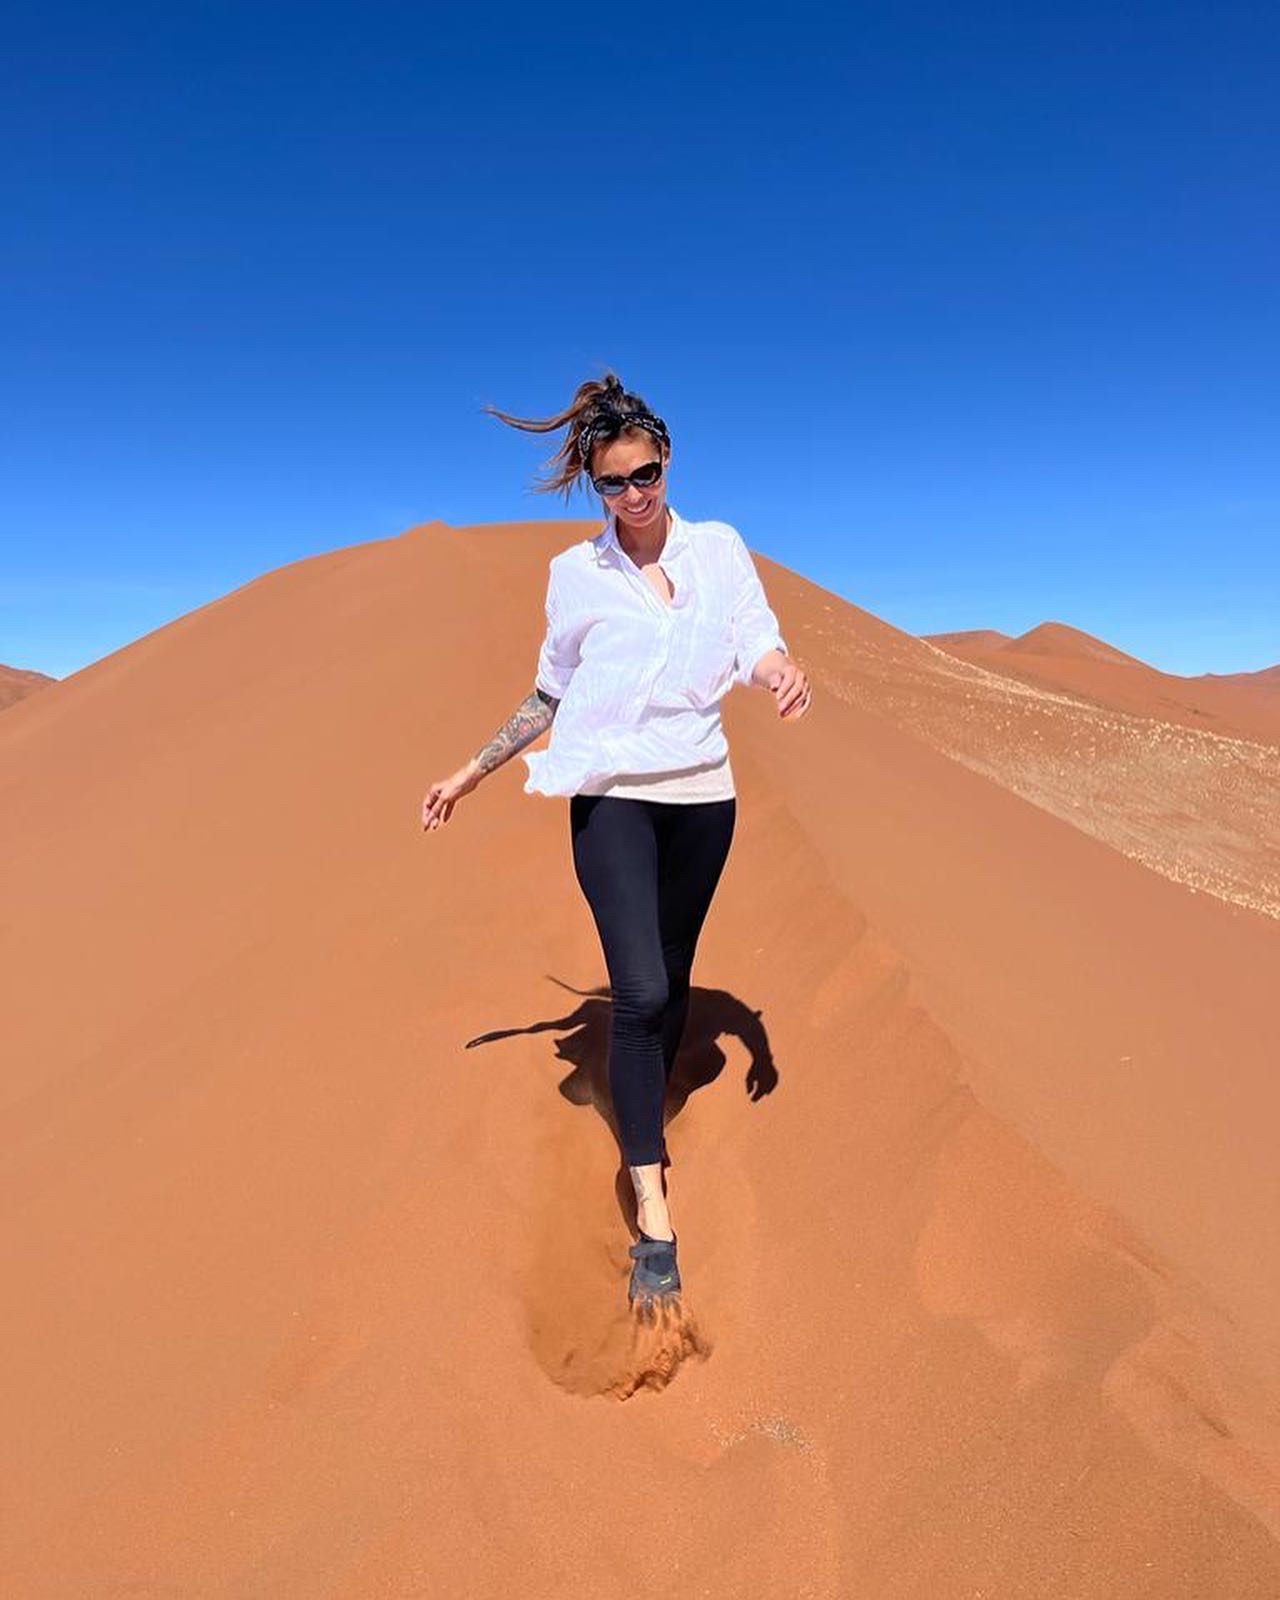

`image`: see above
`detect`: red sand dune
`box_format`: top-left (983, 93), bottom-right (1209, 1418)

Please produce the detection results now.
top-left (0, 661), bottom-right (57, 711)
top-left (1208, 663), bottom-right (1280, 690)
top-left (925, 620), bottom-right (1280, 747)
top-left (4, 522), bottom-right (1280, 1597)
top-left (1002, 620), bottom-right (1149, 667)
top-left (923, 627), bottom-right (1014, 654)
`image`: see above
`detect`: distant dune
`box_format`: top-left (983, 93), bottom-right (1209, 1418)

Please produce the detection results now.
top-left (925, 620), bottom-right (1280, 745)
top-left (924, 619), bottom-right (1141, 665)
top-left (3, 524), bottom-right (1279, 1597)
top-left (1203, 663), bottom-right (1280, 690)
top-left (0, 662), bottom-right (57, 711)
top-left (922, 627), bottom-right (1014, 653)
top-left (1004, 619), bottom-right (1150, 667)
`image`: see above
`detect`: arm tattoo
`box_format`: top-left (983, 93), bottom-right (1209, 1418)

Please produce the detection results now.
top-left (473, 687), bottom-right (559, 776)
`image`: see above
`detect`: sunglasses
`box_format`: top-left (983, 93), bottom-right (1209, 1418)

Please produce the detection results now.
top-left (591, 460), bottom-right (664, 498)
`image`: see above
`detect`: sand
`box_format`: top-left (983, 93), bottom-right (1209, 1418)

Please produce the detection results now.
top-left (3, 521), bottom-right (1278, 1597)
top-left (0, 661), bottom-right (57, 711)
top-left (925, 622), bottom-right (1280, 747)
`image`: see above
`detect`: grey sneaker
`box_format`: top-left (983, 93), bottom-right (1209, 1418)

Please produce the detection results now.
top-left (628, 1233), bottom-right (681, 1305)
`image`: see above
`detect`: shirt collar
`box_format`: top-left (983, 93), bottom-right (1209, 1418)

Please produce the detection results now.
top-left (593, 505), bottom-right (688, 563)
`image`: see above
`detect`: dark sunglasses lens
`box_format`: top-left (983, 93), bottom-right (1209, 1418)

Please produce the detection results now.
top-left (593, 461), bottom-right (663, 497)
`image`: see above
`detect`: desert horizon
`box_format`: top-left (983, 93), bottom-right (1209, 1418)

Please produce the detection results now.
top-left (11, 592), bottom-right (1277, 704)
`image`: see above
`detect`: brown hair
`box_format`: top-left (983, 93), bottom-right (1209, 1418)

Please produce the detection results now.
top-left (484, 371), bottom-right (669, 501)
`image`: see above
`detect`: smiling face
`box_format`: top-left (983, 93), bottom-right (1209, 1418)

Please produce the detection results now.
top-left (590, 427), bottom-right (672, 536)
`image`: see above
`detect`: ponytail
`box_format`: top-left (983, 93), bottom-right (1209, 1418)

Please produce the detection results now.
top-left (485, 371), bottom-right (670, 500)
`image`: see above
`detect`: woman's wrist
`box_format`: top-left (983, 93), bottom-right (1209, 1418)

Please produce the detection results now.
top-left (750, 648), bottom-right (788, 688)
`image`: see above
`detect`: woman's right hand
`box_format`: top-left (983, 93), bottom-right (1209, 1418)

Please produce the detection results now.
top-left (422, 759), bottom-right (483, 831)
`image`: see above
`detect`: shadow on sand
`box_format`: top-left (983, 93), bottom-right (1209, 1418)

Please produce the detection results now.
top-left (463, 979), bottom-right (780, 1398)
top-left (465, 975), bottom-right (779, 1212)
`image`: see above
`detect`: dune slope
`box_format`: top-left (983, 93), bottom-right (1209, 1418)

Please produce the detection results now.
top-left (3, 521), bottom-right (1279, 1598)
top-left (926, 622), bottom-right (1280, 747)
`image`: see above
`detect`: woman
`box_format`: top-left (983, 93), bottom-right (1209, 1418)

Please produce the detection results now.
top-left (422, 373), bottom-right (811, 1312)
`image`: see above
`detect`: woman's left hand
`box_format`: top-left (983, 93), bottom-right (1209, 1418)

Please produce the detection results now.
top-left (755, 651), bottom-right (812, 721)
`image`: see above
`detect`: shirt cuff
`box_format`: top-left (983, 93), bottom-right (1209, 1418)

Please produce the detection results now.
top-left (736, 636), bottom-right (787, 688)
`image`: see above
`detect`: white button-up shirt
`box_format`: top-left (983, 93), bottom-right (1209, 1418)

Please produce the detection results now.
top-left (522, 506), bottom-right (787, 797)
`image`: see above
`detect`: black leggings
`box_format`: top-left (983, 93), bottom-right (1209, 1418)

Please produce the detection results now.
top-left (569, 793), bottom-right (737, 1167)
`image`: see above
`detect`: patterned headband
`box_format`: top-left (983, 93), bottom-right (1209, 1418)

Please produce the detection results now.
top-left (577, 408), bottom-right (671, 474)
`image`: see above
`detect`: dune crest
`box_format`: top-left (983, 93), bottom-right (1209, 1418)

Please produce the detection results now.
top-left (1003, 619), bottom-right (1149, 665)
top-left (3, 520), bottom-right (1278, 1597)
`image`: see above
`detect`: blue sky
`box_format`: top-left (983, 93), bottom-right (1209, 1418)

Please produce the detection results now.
top-left (3, 0), bottom-right (1276, 678)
